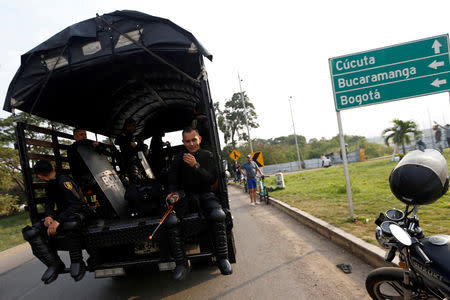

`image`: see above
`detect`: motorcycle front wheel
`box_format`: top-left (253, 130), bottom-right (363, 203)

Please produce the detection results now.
top-left (366, 267), bottom-right (405, 299)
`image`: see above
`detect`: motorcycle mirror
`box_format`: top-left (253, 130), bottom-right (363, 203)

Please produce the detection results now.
top-left (389, 224), bottom-right (412, 246)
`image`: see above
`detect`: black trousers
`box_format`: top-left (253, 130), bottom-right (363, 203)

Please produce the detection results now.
top-left (29, 214), bottom-right (84, 251)
top-left (173, 192), bottom-right (223, 218)
top-left (172, 192), bottom-right (228, 260)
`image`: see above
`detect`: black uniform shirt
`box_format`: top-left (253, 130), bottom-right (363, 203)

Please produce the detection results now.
top-left (167, 148), bottom-right (217, 194)
top-left (67, 139), bottom-right (93, 183)
top-left (45, 175), bottom-right (83, 222)
top-left (68, 140), bottom-right (111, 184)
top-left (115, 132), bottom-right (135, 158)
top-left (150, 134), bottom-right (164, 175)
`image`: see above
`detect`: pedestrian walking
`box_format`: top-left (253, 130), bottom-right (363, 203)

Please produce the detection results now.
top-left (240, 155), bottom-right (264, 206)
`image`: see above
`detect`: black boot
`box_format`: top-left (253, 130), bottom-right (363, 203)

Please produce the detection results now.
top-left (167, 217), bottom-right (189, 281)
top-left (67, 234), bottom-right (86, 281)
top-left (22, 226), bottom-right (65, 284)
top-left (173, 263), bottom-right (189, 281)
top-left (63, 214), bottom-right (87, 282)
top-left (217, 258), bottom-right (232, 275)
top-left (213, 221), bottom-right (232, 275)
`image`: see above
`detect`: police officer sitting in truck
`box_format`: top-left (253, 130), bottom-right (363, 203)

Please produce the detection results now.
top-left (67, 128), bottom-right (108, 188)
top-left (22, 160), bottom-right (86, 284)
top-left (165, 127), bottom-right (232, 280)
top-left (115, 118), bottom-right (149, 185)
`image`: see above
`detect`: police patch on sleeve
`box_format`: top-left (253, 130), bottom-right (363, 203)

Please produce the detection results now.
top-left (63, 181), bottom-right (73, 190)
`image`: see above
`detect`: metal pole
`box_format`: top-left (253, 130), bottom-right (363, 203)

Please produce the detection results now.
top-left (427, 107), bottom-right (436, 149)
top-left (238, 73), bottom-right (253, 153)
top-left (328, 58), bottom-right (353, 219)
top-left (336, 111), bottom-right (354, 219)
top-left (288, 96), bottom-right (302, 170)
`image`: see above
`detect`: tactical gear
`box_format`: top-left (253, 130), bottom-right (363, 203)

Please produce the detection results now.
top-left (166, 213), bottom-right (188, 280)
top-left (211, 218), bottom-right (232, 275)
top-left (203, 196), bottom-right (232, 275)
top-left (173, 263), bottom-right (189, 281)
top-left (217, 258), bottom-right (232, 275)
top-left (63, 215), bottom-right (86, 281)
top-left (22, 225), bottom-right (65, 284)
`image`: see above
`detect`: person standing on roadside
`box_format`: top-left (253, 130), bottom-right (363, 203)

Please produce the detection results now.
top-left (240, 154), bottom-right (264, 206)
top-left (433, 124), bottom-right (443, 153)
top-left (436, 122), bottom-right (450, 148)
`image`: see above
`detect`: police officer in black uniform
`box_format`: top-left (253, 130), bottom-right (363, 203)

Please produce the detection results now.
top-left (22, 160), bottom-right (86, 284)
top-left (165, 127), bottom-right (232, 280)
top-left (115, 118), bottom-right (148, 184)
top-left (67, 127), bottom-right (114, 187)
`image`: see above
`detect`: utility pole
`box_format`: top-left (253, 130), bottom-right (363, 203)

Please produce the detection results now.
top-left (288, 96), bottom-right (302, 170)
top-left (238, 73), bottom-right (253, 153)
top-left (428, 107), bottom-right (436, 149)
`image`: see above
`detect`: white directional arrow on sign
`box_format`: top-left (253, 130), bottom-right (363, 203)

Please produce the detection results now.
top-left (428, 60), bottom-right (445, 69)
top-left (431, 78), bottom-right (447, 87)
top-left (432, 40), bottom-right (442, 54)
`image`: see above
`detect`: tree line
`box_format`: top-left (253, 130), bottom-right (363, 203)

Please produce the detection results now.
top-left (214, 92), bottom-right (393, 167)
top-left (220, 134), bottom-right (393, 167)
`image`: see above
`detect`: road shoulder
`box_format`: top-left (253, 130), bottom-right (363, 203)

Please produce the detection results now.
top-left (230, 183), bottom-right (397, 268)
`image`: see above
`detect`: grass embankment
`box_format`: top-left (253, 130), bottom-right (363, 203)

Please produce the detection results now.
top-left (264, 149), bottom-right (450, 245)
top-left (0, 212), bottom-right (30, 252)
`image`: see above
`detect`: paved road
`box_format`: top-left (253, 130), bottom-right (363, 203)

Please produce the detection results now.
top-left (1, 186), bottom-right (373, 299)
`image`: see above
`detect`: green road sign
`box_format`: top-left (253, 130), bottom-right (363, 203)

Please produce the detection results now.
top-left (329, 34), bottom-right (450, 110)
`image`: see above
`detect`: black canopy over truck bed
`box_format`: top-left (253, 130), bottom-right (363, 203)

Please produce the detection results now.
top-left (4, 10), bottom-right (235, 277)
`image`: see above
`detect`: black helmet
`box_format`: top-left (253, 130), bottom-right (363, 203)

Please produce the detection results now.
top-left (389, 149), bottom-right (448, 205)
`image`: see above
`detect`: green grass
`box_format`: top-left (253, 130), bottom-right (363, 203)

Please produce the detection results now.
top-left (0, 212), bottom-right (31, 252)
top-left (265, 149), bottom-right (450, 245)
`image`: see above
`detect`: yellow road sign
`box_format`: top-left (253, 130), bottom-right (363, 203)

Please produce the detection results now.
top-left (229, 149), bottom-right (241, 161)
top-left (249, 151), bottom-right (264, 167)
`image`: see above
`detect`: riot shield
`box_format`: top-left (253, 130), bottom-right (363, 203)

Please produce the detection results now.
top-left (77, 145), bottom-right (128, 218)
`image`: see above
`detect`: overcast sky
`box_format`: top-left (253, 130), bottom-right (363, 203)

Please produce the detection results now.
top-left (1, 0), bottom-right (450, 145)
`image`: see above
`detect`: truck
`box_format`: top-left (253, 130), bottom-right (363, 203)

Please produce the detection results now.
top-left (3, 10), bottom-right (236, 279)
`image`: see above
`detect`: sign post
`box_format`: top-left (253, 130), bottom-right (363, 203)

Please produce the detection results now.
top-left (336, 111), bottom-right (354, 218)
top-left (329, 34), bottom-right (450, 219)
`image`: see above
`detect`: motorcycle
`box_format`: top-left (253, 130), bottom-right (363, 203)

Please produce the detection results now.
top-left (366, 149), bottom-right (450, 300)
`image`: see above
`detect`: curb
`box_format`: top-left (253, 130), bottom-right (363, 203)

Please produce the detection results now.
top-left (231, 183), bottom-right (397, 268)
top-left (0, 242), bottom-right (33, 275)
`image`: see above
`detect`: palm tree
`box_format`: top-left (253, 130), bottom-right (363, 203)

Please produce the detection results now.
top-left (382, 119), bottom-right (421, 155)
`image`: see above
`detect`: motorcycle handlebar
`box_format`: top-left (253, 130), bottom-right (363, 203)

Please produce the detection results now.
top-left (413, 244), bottom-right (432, 265)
